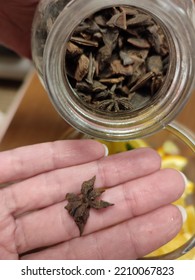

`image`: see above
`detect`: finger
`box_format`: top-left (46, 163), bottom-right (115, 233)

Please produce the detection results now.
top-left (21, 205), bottom-right (183, 259)
top-left (0, 1), bottom-right (39, 57)
top-left (0, 140), bottom-right (107, 184)
top-left (5, 148), bottom-right (161, 215)
top-left (15, 168), bottom-right (184, 254)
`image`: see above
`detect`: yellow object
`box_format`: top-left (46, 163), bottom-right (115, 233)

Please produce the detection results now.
top-left (162, 140), bottom-right (180, 155)
top-left (157, 147), bottom-right (165, 157)
top-left (161, 155), bottom-right (188, 171)
top-left (99, 139), bottom-right (148, 155)
top-left (125, 139), bottom-right (148, 149)
top-left (146, 142), bottom-right (195, 259)
top-left (100, 139), bottom-right (195, 259)
top-left (147, 202), bottom-right (195, 259)
top-left (185, 181), bottom-right (194, 196)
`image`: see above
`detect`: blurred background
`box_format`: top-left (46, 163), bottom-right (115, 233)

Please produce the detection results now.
top-left (0, 45), bottom-right (32, 145)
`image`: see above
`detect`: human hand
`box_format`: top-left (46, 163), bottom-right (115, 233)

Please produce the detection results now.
top-left (0, 0), bottom-right (39, 57)
top-left (0, 139), bottom-right (185, 260)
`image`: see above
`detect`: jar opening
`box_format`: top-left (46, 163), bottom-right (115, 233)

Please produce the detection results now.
top-left (43, 0), bottom-right (195, 140)
top-left (63, 5), bottom-right (176, 120)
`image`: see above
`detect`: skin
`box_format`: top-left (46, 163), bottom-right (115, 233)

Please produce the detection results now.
top-left (0, 1), bottom-right (39, 57)
top-left (0, 141), bottom-right (185, 259)
top-left (0, 1), bottom-right (185, 259)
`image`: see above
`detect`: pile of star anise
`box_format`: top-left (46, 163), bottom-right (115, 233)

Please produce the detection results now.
top-left (65, 6), bottom-right (170, 113)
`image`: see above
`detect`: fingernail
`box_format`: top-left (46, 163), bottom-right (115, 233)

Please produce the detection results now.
top-left (102, 144), bottom-right (109, 156)
top-left (178, 171), bottom-right (188, 188)
top-left (176, 205), bottom-right (187, 223)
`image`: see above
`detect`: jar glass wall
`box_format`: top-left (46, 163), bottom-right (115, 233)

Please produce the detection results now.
top-left (32, 0), bottom-right (195, 141)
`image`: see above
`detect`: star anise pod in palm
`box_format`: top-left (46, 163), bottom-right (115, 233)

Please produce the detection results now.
top-left (65, 176), bottom-right (114, 235)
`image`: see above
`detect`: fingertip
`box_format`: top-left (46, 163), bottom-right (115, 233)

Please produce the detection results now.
top-left (146, 147), bottom-right (162, 168)
top-left (133, 147), bottom-right (162, 172)
top-left (175, 205), bottom-right (187, 223)
top-left (157, 168), bottom-right (186, 201)
top-left (102, 144), bottom-right (109, 156)
top-left (178, 171), bottom-right (188, 188)
top-left (89, 140), bottom-right (109, 157)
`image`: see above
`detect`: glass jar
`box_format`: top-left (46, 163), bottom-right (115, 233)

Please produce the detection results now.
top-left (32, 0), bottom-right (195, 141)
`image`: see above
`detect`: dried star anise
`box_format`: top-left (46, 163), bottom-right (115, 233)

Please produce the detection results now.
top-left (97, 96), bottom-right (133, 112)
top-left (65, 176), bottom-right (114, 235)
top-left (93, 84), bottom-right (133, 112)
top-left (65, 5), bottom-right (170, 114)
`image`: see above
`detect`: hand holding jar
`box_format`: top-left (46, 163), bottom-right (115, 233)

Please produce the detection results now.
top-left (0, 0), bottom-right (39, 57)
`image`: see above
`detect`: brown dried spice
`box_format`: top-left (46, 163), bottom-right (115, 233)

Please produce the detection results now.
top-left (65, 5), bottom-right (170, 113)
top-left (65, 176), bottom-right (114, 235)
top-left (74, 54), bottom-right (89, 81)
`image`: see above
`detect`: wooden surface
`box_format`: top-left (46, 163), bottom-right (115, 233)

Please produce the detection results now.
top-left (0, 72), bottom-right (70, 151)
top-left (0, 71), bottom-right (195, 151)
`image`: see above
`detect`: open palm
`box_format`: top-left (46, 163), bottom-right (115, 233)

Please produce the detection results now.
top-left (0, 139), bottom-right (185, 260)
